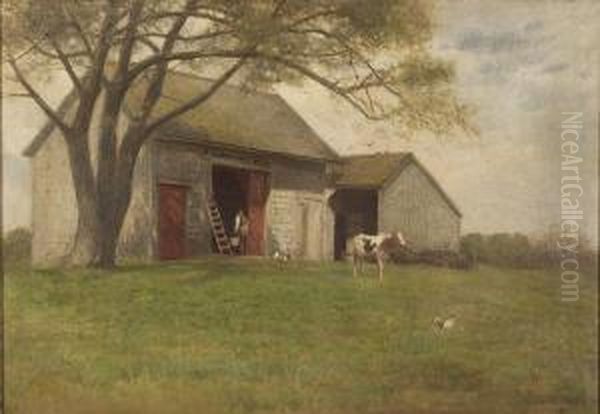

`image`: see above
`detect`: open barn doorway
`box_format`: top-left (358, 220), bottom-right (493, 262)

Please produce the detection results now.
top-left (330, 189), bottom-right (378, 260)
top-left (211, 165), bottom-right (269, 256)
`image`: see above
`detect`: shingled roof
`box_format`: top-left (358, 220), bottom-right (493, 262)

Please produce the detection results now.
top-left (336, 152), bottom-right (462, 217)
top-left (24, 69), bottom-right (338, 161)
top-left (335, 152), bottom-right (411, 188)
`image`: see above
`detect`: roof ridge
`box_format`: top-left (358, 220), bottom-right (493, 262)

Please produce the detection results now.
top-left (161, 66), bottom-right (281, 99)
top-left (24, 65), bottom-right (339, 161)
top-left (269, 94), bottom-right (340, 160)
top-left (340, 151), bottom-right (410, 159)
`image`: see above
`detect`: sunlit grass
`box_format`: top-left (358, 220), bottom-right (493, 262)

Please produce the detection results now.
top-left (5, 257), bottom-right (597, 413)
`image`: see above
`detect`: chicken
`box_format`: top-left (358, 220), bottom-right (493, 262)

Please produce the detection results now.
top-left (432, 315), bottom-right (457, 335)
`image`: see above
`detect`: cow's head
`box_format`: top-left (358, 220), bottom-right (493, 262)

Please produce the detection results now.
top-left (395, 231), bottom-right (407, 247)
top-left (380, 231), bottom-right (407, 253)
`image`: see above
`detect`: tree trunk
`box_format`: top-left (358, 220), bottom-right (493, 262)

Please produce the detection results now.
top-left (93, 132), bottom-right (140, 268)
top-left (64, 133), bottom-right (101, 266)
top-left (65, 96), bottom-right (144, 268)
top-left (95, 185), bottom-right (132, 268)
top-left (68, 194), bottom-right (101, 266)
top-left (67, 160), bottom-right (135, 269)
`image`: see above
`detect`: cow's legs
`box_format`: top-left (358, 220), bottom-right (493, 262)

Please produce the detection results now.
top-left (353, 253), bottom-right (358, 278)
top-left (376, 252), bottom-right (384, 284)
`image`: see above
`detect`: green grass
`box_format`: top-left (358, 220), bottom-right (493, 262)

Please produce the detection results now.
top-left (5, 257), bottom-right (598, 414)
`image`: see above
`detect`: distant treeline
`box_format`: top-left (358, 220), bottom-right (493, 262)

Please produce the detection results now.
top-left (2, 227), bottom-right (597, 272)
top-left (460, 232), bottom-right (597, 269)
top-left (2, 227), bottom-right (32, 264)
top-left (390, 232), bottom-right (598, 270)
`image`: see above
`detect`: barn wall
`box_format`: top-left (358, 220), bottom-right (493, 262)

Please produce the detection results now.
top-left (116, 142), bottom-right (155, 260)
top-left (31, 121), bottom-right (335, 265)
top-left (31, 129), bottom-right (78, 266)
top-left (153, 142), bottom-right (334, 260)
top-left (267, 159), bottom-right (333, 260)
top-left (156, 141), bottom-right (213, 256)
top-left (30, 96), bottom-right (153, 266)
top-left (379, 162), bottom-right (461, 251)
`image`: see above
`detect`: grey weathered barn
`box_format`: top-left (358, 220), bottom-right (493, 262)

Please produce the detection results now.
top-left (331, 153), bottom-right (462, 259)
top-left (24, 70), bottom-right (461, 266)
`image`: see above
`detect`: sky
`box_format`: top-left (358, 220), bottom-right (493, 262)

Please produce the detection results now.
top-left (3, 0), bottom-right (599, 246)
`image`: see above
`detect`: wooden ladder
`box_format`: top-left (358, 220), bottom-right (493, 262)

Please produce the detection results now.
top-left (207, 197), bottom-right (234, 255)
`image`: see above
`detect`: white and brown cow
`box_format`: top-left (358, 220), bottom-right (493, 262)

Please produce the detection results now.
top-left (351, 232), bottom-right (407, 283)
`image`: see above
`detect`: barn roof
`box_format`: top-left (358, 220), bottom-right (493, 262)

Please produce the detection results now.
top-left (336, 152), bottom-right (462, 217)
top-left (335, 152), bottom-right (411, 188)
top-left (23, 69), bottom-right (338, 161)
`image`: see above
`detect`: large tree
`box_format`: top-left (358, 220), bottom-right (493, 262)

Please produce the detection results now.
top-left (3, 0), bottom-right (470, 268)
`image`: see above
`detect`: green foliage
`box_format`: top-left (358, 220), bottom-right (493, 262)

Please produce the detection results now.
top-left (5, 259), bottom-right (597, 413)
top-left (4, 0), bottom-right (471, 135)
top-left (2, 227), bottom-right (32, 265)
top-left (461, 232), bottom-right (555, 268)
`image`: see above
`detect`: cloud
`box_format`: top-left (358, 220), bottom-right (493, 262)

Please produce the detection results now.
top-left (523, 19), bottom-right (544, 33)
top-left (457, 29), bottom-right (530, 53)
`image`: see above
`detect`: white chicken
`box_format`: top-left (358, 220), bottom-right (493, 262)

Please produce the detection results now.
top-left (432, 315), bottom-right (457, 335)
top-left (273, 250), bottom-right (291, 264)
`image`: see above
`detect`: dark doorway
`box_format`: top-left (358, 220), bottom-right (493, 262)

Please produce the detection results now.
top-left (246, 170), bottom-right (269, 255)
top-left (330, 189), bottom-right (378, 260)
top-left (212, 165), bottom-right (269, 255)
top-left (158, 184), bottom-right (187, 260)
top-left (334, 213), bottom-right (347, 260)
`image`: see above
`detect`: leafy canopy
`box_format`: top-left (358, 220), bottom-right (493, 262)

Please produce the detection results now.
top-left (4, 0), bottom-right (470, 134)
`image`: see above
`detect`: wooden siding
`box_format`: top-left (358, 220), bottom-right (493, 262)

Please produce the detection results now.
top-left (379, 162), bottom-right (460, 251)
top-left (267, 159), bottom-right (333, 260)
top-left (156, 142), bottom-right (213, 256)
top-left (117, 143), bottom-right (155, 259)
top-left (31, 126), bottom-right (78, 266)
top-left (30, 95), bottom-right (154, 266)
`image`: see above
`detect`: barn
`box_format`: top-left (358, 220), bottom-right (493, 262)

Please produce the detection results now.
top-left (23, 69), bottom-right (461, 266)
top-left (330, 153), bottom-right (462, 259)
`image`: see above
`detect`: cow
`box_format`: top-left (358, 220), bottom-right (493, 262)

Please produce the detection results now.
top-left (351, 232), bottom-right (408, 283)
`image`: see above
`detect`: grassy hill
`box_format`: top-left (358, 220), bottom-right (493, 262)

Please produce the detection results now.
top-left (5, 258), bottom-right (598, 414)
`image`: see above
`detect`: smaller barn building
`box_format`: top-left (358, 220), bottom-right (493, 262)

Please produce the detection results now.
top-left (330, 153), bottom-right (462, 259)
top-left (24, 69), bottom-right (461, 266)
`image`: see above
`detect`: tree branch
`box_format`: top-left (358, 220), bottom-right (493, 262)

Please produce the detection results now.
top-left (131, 0), bottom-right (198, 124)
top-left (143, 57), bottom-right (248, 137)
top-left (7, 57), bottom-right (72, 135)
top-left (258, 53), bottom-right (387, 120)
top-left (48, 37), bottom-right (82, 92)
top-left (138, 28), bottom-right (234, 43)
top-left (62, 4), bottom-right (94, 59)
top-left (71, 2), bottom-right (119, 135)
top-left (285, 26), bottom-right (411, 106)
top-left (3, 92), bottom-right (32, 98)
top-left (140, 9), bottom-right (232, 27)
top-left (127, 49), bottom-right (249, 83)
top-left (21, 35), bottom-right (89, 60)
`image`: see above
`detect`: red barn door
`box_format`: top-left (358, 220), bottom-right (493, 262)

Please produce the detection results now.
top-left (158, 184), bottom-right (187, 260)
top-left (246, 171), bottom-right (269, 255)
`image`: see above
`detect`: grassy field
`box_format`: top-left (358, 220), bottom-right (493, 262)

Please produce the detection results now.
top-left (5, 257), bottom-right (598, 414)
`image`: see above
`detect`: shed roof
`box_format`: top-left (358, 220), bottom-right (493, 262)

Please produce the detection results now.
top-left (335, 152), bottom-right (411, 188)
top-left (23, 69), bottom-right (338, 161)
top-left (336, 152), bottom-right (462, 217)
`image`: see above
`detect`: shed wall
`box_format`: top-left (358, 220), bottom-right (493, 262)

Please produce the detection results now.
top-left (156, 142), bottom-right (213, 256)
top-left (31, 130), bottom-right (78, 266)
top-left (116, 143), bottom-right (155, 259)
top-left (31, 101), bottom-right (153, 266)
top-left (267, 159), bottom-right (333, 260)
top-left (379, 162), bottom-right (460, 251)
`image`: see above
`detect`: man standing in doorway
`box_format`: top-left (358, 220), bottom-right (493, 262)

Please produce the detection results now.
top-left (234, 209), bottom-right (249, 255)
